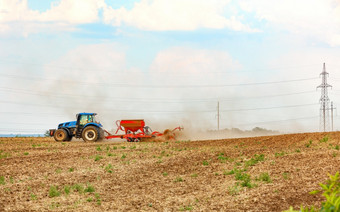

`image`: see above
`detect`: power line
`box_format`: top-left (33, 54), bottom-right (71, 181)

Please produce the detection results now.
top-left (5, 122), bottom-right (48, 126)
top-left (0, 100), bottom-right (319, 113)
top-left (0, 86), bottom-right (317, 103)
top-left (0, 59), bottom-right (329, 133)
top-left (0, 100), bottom-right (213, 112)
top-left (0, 112), bottom-right (66, 116)
top-left (0, 59), bottom-right (321, 75)
top-left (220, 103), bottom-right (318, 112)
top-left (0, 73), bottom-right (318, 88)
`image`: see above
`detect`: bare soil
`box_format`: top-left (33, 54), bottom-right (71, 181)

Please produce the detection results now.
top-left (0, 132), bottom-right (339, 211)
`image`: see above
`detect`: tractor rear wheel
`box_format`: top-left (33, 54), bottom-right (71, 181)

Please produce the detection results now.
top-left (82, 126), bottom-right (100, 142)
top-left (54, 129), bottom-right (69, 142)
top-left (99, 128), bottom-right (104, 141)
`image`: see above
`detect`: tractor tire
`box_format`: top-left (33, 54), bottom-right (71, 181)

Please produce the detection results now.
top-left (54, 129), bottom-right (69, 142)
top-left (82, 126), bottom-right (100, 142)
top-left (65, 136), bottom-right (73, 142)
top-left (98, 128), bottom-right (105, 141)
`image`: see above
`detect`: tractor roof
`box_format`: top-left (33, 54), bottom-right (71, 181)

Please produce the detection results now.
top-left (78, 113), bottom-right (97, 116)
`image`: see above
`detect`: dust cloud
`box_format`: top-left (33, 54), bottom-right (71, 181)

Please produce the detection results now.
top-left (33, 44), bottom-right (306, 137)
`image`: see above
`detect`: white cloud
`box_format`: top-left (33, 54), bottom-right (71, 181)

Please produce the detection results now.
top-left (0, 0), bottom-right (40, 22)
top-left (0, 0), bottom-right (260, 35)
top-left (0, 0), bottom-right (105, 36)
top-left (240, 0), bottom-right (340, 46)
top-left (39, 0), bottom-right (105, 24)
top-left (0, 0), bottom-right (104, 23)
top-left (103, 0), bottom-right (257, 32)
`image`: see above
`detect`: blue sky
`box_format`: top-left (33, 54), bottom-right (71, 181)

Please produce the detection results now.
top-left (27, 0), bottom-right (54, 11)
top-left (1, 0), bottom-right (340, 135)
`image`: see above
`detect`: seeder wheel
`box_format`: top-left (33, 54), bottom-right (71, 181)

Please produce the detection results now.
top-left (127, 137), bottom-right (141, 142)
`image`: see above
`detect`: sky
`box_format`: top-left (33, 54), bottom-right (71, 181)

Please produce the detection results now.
top-left (1, 0), bottom-right (340, 135)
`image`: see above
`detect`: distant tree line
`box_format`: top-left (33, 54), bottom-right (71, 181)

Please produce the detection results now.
top-left (208, 127), bottom-right (279, 137)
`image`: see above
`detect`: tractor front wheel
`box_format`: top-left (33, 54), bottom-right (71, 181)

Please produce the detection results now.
top-left (54, 129), bottom-right (69, 142)
top-left (82, 126), bottom-right (100, 142)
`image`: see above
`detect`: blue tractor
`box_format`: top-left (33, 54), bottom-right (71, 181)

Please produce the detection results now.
top-left (50, 113), bottom-right (104, 142)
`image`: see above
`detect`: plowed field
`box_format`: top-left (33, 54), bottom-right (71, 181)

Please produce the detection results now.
top-left (0, 132), bottom-right (339, 211)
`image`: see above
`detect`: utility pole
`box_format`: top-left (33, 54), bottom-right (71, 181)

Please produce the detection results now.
top-left (217, 101), bottom-right (220, 131)
top-left (317, 63), bottom-right (332, 132)
top-left (331, 102), bottom-right (336, 131)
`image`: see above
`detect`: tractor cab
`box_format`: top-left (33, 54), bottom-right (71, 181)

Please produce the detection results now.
top-left (76, 113), bottom-right (97, 127)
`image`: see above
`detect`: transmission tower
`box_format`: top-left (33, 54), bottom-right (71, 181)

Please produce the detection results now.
top-left (317, 63), bottom-right (332, 132)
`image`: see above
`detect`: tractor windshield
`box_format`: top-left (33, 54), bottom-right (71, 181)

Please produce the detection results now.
top-left (79, 114), bottom-right (96, 125)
